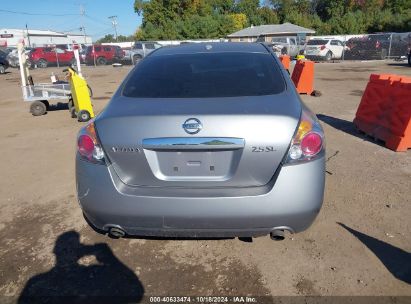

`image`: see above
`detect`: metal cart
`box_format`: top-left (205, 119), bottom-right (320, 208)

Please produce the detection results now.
top-left (17, 44), bottom-right (93, 121)
top-left (22, 83), bottom-right (71, 116)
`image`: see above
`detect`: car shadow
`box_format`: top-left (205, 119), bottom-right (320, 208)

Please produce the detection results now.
top-left (316, 114), bottom-right (386, 147)
top-left (338, 223), bottom-right (411, 284)
top-left (83, 212), bottom-right (235, 242)
top-left (18, 230), bottom-right (144, 303)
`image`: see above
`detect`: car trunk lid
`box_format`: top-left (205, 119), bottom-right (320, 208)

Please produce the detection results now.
top-left (96, 93), bottom-right (300, 188)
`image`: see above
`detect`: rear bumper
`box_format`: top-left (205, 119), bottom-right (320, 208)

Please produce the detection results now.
top-left (76, 155), bottom-right (325, 237)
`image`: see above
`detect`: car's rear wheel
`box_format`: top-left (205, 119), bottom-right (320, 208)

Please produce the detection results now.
top-left (96, 57), bottom-right (107, 66)
top-left (30, 101), bottom-right (47, 116)
top-left (133, 55), bottom-right (142, 65)
top-left (0, 64), bottom-right (5, 74)
top-left (325, 51), bottom-right (332, 61)
top-left (37, 59), bottom-right (48, 68)
top-left (408, 54), bottom-right (411, 67)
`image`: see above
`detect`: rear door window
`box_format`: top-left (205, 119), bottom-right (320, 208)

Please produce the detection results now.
top-left (145, 43), bottom-right (155, 49)
top-left (123, 52), bottom-right (285, 98)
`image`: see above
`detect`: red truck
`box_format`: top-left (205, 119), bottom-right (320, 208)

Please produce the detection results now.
top-left (28, 47), bottom-right (75, 68)
top-left (85, 45), bottom-right (124, 65)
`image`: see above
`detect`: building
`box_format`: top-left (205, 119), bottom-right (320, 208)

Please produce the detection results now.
top-left (0, 28), bottom-right (92, 48)
top-left (227, 22), bottom-right (315, 43)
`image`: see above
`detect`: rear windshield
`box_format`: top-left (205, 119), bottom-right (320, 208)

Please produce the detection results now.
top-left (307, 40), bottom-right (328, 45)
top-left (122, 52), bottom-right (285, 98)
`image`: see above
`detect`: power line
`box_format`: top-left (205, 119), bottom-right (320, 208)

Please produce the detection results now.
top-left (62, 27), bottom-right (83, 33)
top-left (89, 27), bottom-right (115, 38)
top-left (0, 8), bottom-right (77, 16)
top-left (85, 14), bottom-right (111, 27)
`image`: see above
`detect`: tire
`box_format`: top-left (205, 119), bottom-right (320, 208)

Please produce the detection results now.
top-left (30, 101), bottom-right (47, 116)
top-left (408, 54), bottom-right (411, 67)
top-left (96, 57), bottom-right (107, 66)
top-left (41, 100), bottom-right (50, 110)
top-left (68, 98), bottom-right (74, 111)
top-left (0, 65), bottom-right (5, 74)
top-left (325, 51), bottom-right (332, 61)
top-left (70, 58), bottom-right (77, 67)
top-left (133, 55), bottom-right (142, 65)
top-left (78, 110), bottom-right (91, 122)
top-left (37, 59), bottom-right (48, 68)
top-left (70, 107), bottom-right (77, 118)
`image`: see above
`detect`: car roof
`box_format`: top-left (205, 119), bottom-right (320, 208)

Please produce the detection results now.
top-left (151, 42), bottom-right (269, 56)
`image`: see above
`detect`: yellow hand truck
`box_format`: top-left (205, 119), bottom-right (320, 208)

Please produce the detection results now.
top-left (64, 67), bottom-right (95, 122)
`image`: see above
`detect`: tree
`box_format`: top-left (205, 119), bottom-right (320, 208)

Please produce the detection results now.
top-left (235, 0), bottom-right (262, 25)
top-left (228, 13), bottom-right (248, 31)
top-left (96, 34), bottom-right (135, 43)
top-left (133, 0), bottom-right (411, 40)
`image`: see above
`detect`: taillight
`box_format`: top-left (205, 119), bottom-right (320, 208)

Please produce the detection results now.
top-left (77, 121), bottom-right (105, 164)
top-left (285, 107), bottom-right (324, 164)
top-left (376, 41), bottom-right (380, 49)
top-left (320, 45), bottom-right (326, 50)
top-left (301, 133), bottom-right (322, 156)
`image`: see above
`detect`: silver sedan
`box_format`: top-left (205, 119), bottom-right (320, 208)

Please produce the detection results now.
top-left (76, 42), bottom-right (325, 239)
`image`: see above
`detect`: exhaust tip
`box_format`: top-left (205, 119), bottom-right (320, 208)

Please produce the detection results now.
top-left (108, 226), bottom-right (126, 238)
top-left (270, 227), bottom-right (294, 241)
top-left (270, 230), bottom-right (285, 241)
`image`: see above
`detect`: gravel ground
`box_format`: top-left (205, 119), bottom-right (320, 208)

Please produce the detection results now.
top-left (0, 60), bottom-right (410, 303)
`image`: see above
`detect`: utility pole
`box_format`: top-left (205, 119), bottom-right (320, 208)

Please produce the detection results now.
top-left (80, 4), bottom-right (87, 44)
top-left (108, 16), bottom-right (118, 41)
top-left (25, 24), bottom-right (31, 47)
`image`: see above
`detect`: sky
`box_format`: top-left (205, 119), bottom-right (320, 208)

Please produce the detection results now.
top-left (0, 0), bottom-right (142, 40)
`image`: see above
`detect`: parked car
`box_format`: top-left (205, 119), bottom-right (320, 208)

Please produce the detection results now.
top-left (0, 50), bottom-right (9, 74)
top-left (345, 34), bottom-right (409, 60)
top-left (76, 42), bottom-right (326, 239)
top-left (28, 47), bottom-right (74, 68)
top-left (268, 36), bottom-right (302, 57)
top-left (127, 41), bottom-right (162, 65)
top-left (85, 45), bottom-right (124, 65)
top-left (6, 47), bottom-right (32, 68)
top-left (305, 39), bottom-right (344, 61)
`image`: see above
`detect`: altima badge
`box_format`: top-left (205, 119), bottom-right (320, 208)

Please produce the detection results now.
top-left (111, 147), bottom-right (140, 153)
top-left (183, 118), bottom-right (202, 135)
